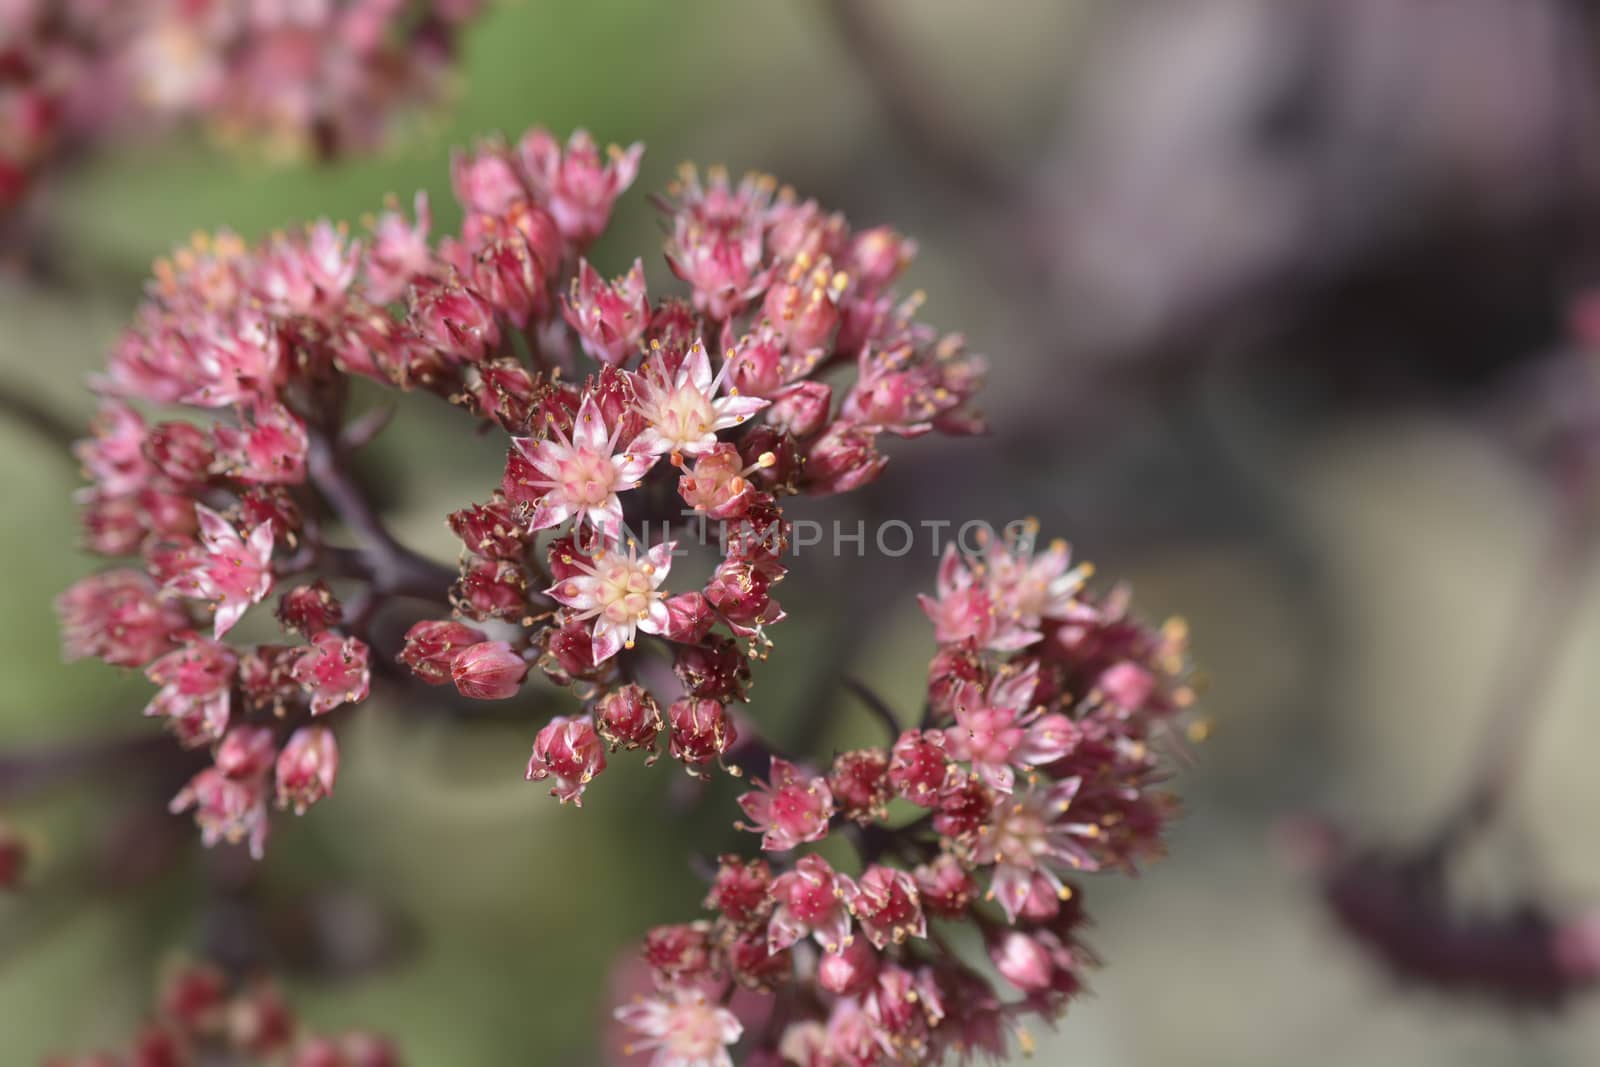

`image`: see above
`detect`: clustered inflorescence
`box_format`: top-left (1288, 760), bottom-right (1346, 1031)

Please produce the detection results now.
top-left (54, 119), bottom-right (1199, 1065)
top-left (615, 527), bottom-right (1198, 1066)
top-left (0, 0), bottom-right (485, 212)
top-left (57, 123), bottom-right (983, 858)
top-left (44, 961), bottom-right (399, 1066)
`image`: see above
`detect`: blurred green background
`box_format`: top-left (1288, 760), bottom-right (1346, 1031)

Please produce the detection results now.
top-left (7, 1), bottom-right (1600, 1064)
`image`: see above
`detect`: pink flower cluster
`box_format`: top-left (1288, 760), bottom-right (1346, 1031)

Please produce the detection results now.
top-left (43, 961), bottom-right (400, 1066)
top-left (613, 526), bottom-right (1199, 1066)
top-left (0, 0), bottom-right (484, 212)
top-left (57, 124), bottom-right (986, 853)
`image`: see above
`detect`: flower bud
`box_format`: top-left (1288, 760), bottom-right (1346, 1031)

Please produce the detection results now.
top-left (144, 421), bottom-right (214, 486)
top-left (450, 558), bottom-right (528, 620)
top-left (169, 768), bottom-right (270, 859)
top-left (887, 730), bottom-right (948, 807)
top-left (398, 620), bottom-right (487, 686)
top-left (828, 749), bottom-right (890, 825)
top-left (933, 771), bottom-right (992, 841)
top-left (57, 570), bottom-right (184, 669)
top-left (451, 641), bottom-right (528, 700)
top-left (472, 235), bottom-right (548, 328)
top-left (674, 636), bottom-right (751, 703)
top-left (562, 258), bottom-right (648, 365)
top-left (450, 144), bottom-right (524, 215)
top-left (726, 927), bottom-right (791, 991)
top-left (540, 621), bottom-right (602, 683)
top-left (276, 581), bottom-right (343, 638)
top-left (818, 938), bottom-right (879, 997)
top-left (667, 698), bottom-right (736, 773)
top-left (705, 854), bottom-right (773, 926)
top-left (1098, 660), bottom-right (1157, 712)
top-left (847, 225), bottom-right (916, 293)
top-left (725, 325), bottom-right (788, 397)
top-left (642, 922), bottom-right (713, 982)
top-left (661, 592), bottom-right (715, 644)
top-left (704, 560), bottom-right (776, 633)
top-left (914, 855), bottom-right (977, 918)
top-left (408, 278), bottom-right (500, 364)
top-left (927, 641), bottom-right (987, 719)
top-left (595, 684), bottom-right (662, 756)
top-left (677, 444), bottom-right (760, 519)
top-left (526, 715), bottom-right (606, 805)
top-left (228, 982), bottom-right (295, 1054)
top-left (518, 127), bottom-right (642, 245)
top-left (447, 496), bottom-right (525, 560)
top-left (239, 645), bottom-right (300, 712)
top-left (211, 403), bottom-right (309, 484)
top-left (802, 422), bottom-right (887, 495)
top-left (988, 929), bottom-right (1080, 996)
top-left (761, 255), bottom-right (844, 354)
top-left (215, 726), bottom-right (277, 780)
top-left (158, 963), bottom-right (228, 1034)
top-left (237, 485), bottom-right (303, 541)
top-left (470, 358), bottom-right (541, 433)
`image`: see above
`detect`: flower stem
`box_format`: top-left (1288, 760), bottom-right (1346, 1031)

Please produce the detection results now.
top-left (1431, 464), bottom-right (1599, 855)
top-left (305, 430), bottom-right (456, 604)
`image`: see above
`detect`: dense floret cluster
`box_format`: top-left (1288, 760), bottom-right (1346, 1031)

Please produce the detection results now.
top-left (44, 961), bottom-right (400, 1066)
top-left (53, 119), bottom-right (1201, 1064)
top-left (1, 0), bottom-right (485, 212)
top-left (57, 124), bottom-right (985, 855)
top-left (614, 525), bottom-right (1200, 1066)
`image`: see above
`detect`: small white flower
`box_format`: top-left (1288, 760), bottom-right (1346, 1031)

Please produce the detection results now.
top-left (614, 988), bottom-right (742, 1067)
top-left (512, 393), bottom-right (656, 539)
top-left (632, 340), bottom-right (768, 457)
top-left (546, 539), bottom-right (674, 664)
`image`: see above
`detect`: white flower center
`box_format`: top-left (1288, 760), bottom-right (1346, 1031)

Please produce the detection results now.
top-left (558, 449), bottom-right (618, 507)
top-left (595, 558), bottom-right (656, 624)
top-left (993, 801), bottom-right (1050, 868)
top-left (657, 385), bottom-right (715, 445)
top-left (664, 999), bottom-right (731, 1058)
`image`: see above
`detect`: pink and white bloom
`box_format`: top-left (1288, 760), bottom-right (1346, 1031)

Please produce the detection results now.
top-left (562, 257), bottom-right (649, 365)
top-left (631, 341), bottom-right (768, 458)
top-left (510, 394), bottom-right (654, 538)
top-left (518, 127), bottom-right (643, 246)
top-left (546, 539), bottom-right (674, 664)
top-left (984, 529), bottom-right (1096, 634)
top-left (973, 777), bottom-right (1103, 923)
top-left (768, 854), bottom-right (854, 955)
top-left (842, 865), bottom-right (926, 949)
top-left (736, 758), bottom-right (834, 852)
top-left (989, 927), bottom-right (1082, 996)
top-left (74, 401), bottom-right (152, 497)
top-left (144, 636), bottom-right (238, 747)
top-left (918, 544), bottom-right (1006, 650)
top-left (276, 726), bottom-right (339, 814)
top-left (169, 767), bottom-right (270, 860)
top-left (525, 715), bottom-right (607, 805)
top-left (290, 632), bottom-right (371, 715)
top-left (57, 570), bottom-right (185, 668)
top-left (450, 640), bottom-right (528, 700)
top-left (614, 988), bottom-right (741, 1067)
top-left (214, 725), bottom-right (276, 780)
top-left (179, 505), bottom-right (275, 637)
top-left (944, 662), bottom-right (1078, 793)
top-left (364, 190), bottom-right (434, 304)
